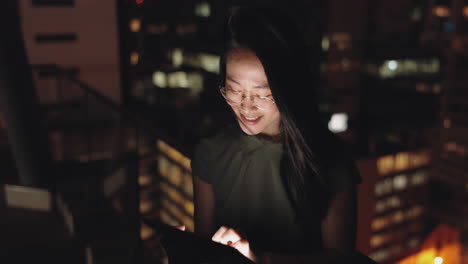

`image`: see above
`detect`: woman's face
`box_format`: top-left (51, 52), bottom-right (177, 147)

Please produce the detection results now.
top-left (225, 48), bottom-right (281, 136)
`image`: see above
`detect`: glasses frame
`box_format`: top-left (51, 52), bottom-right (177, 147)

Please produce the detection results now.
top-left (219, 86), bottom-right (275, 110)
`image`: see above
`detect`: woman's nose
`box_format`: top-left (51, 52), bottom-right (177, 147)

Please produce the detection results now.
top-left (240, 96), bottom-right (257, 110)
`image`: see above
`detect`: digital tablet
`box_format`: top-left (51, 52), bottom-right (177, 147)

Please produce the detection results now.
top-left (142, 218), bottom-right (254, 264)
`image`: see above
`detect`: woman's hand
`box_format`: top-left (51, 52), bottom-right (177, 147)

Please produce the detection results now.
top-left (212, 226), bottom-right (257, 262)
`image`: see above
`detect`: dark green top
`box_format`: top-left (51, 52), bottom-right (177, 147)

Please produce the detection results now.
top-left (191, 126), bottom-right (361, 253)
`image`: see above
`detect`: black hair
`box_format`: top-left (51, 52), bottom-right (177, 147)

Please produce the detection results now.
top-left (220, 6), bottom-right (338, 223)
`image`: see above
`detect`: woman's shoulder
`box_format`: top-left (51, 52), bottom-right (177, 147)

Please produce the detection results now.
top-left (191, 126), bottom-right (243, 183)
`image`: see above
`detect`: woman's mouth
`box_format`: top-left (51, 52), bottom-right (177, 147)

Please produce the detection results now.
top-left (240, 114), bottom-right (262, 125)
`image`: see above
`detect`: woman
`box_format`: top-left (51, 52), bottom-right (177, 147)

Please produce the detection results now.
top-left (191, 6), bottom-right (361, 263)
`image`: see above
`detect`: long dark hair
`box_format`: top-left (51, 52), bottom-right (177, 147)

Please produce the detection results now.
top-left (220, 6), bottom-right (337, 222)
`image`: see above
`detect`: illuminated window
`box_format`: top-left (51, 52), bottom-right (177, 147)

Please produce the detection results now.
top-left (187, 73), bottom-right (204, 94)
top-left (463, 6), bottom-right (468, 18)
top-left (407, 237), bottom-right (420, 248)
top-left (443, 118), bottom-right (451, 128)
top-left (172, 49), bottom-right (184, 67)
top-left (168, 71), bottom-right (188, 88)
top-left (129, 18), bottom-right (141, 32)
top-left (392, 210), bottom-right (404, 223)
top-left (433, 6), bottom-right (450, 17)
top-left (407, 205), bottom-right (423, 219)
top-left (370, 249), bottom-right (390, 263)
top-left (328, 113), bottom-right (348, 133)
top-left (371, 235), bottom-right (384, 248)
top-left (130, 52), bottom-right (139, 65)
top-left (411, 6), bottom-right (423, 21)
top-left (153, 71), bottom-right (167, 88)
top-left (321, 35), bottom-right (329, 51)
top-left (147, 23), bottom-right (168, 34)
top-left (372, 217), bottom-right (388, 231)
top-left (330, 32), bottom-right (351, 51)
top-left (176, 24), bottom-right (197, 35)
top-left (387, 196), bottom-right (401, 208)
top-left (195, 2), bottom-right (211, 17)
top-left (416, 83), bottom-right (430, 93)
top-left (199, 53), bottom-right (220, 73)
top-left (395, 152), bottom-right (409, 171)
top-left (375, 201), bottom-right (386, 213)
top-left (444, 141), bottom-right (467, 156)
top-left (411, 171), bottom-right (427, 186)
top-left (375, 178), bottom-right (393, 196)
top-left (377, 155), bottom-right (394, 176)
top-left (433, 83), bottom-right (442, 93)
top-left (393, 174), bottom-right (407, 190)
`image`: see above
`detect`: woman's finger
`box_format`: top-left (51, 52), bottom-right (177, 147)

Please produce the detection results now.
top-left (220, 228), bottom-right (242, 245)
top-left (212, 227), bottom-right (242, 245)
top-left (212, 226), bottom-right (229, 243)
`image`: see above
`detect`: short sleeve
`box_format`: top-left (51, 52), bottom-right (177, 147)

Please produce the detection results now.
top-left (191, 139), bottom-right (214, 184)
top-left (326, 151), bottom-right (362, 193)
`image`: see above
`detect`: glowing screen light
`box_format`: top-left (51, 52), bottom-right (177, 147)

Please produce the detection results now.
top-left (328, 113), bottom-right (348, 133)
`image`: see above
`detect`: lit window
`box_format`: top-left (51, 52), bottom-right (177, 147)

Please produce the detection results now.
top-left (172, 49), bottom-right (183, 67)
top-left (433, 83), bottom-right (442, 93)
top-left (411, 171), bottom-right (427, 186)
top-left (370, 249), bottom-right (390, 263)
top-left (393, 174), bottom-right (407, 190)
top-left (129, 18), bottom-right (141, 32)
top-left (168, 71), bottom-right (188, 88)
top-left (153, 71), bottom-right (167, 88)
top-left (371, 235), bottom-right (384, 248)
top-left (199, 53), bottom-right (220, 73)
top-left (375, 201), bottom-right (386, 212)
top-left (411, 7), bottom-right (423, 21)
top-left (387, 196), bottom-right (401, 208)
top-left (147, 23), bottom-right (168, 34)
top-left (407, 237), bottom-right (420, 248)
top-left (187, 72), bottom-right (204, 94)
top-left (330, 32), bottom-right (351, 51)
top-left (328, 113), bottom-right (348, 133)
top-left (375, 178), bottom-right (393, 196)
top-left (464, 6), bottom-right (468, 18)
top-left (130, 52), bottom-right (139, 65)
top-left (407, 205), bottom-right (423, 218)
top-left (395, 152), bottom-right (409, 171)
top-left (321, 35), bottom-right (329, 51)
top-left (393, 210), bottom-right (404, 223)
top-left (176, 24), bottom-right (197, 35)
top-left (377, 155), bottom-right (394, 176)
top-left (372, 217), bottom-right (387, 231)
top-left (433, 6), bottom-right (450, 17)
top-left (195, 2), bottom-right (211, 17)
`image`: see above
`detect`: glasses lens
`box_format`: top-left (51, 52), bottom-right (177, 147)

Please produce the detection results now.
top-left (220, 87), bottom-right (274, 110)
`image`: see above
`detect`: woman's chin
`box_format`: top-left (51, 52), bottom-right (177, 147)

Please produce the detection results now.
top-left (238, 122), bottom-right (261, 135)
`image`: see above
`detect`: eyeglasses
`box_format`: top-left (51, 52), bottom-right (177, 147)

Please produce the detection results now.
top-left (219, 86), bottom-right (275, 110)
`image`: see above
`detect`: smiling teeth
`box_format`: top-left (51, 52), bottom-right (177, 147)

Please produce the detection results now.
top-left (245, 116), bottom-right (259, 120)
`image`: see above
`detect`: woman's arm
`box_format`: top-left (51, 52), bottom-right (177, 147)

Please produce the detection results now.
top-left (193, 176), bottom-right (216, 237)
top-left (321, 185), bottom-right (358, 254)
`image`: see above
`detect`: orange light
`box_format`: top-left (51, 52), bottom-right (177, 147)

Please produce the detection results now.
top-left (433, 6), bottom-right (450, 17)
top-left (463, 6), bottom-right (468, 18)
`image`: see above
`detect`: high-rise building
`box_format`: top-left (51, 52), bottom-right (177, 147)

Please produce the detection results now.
top-left (428, 0), bottom-right (468, 262)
